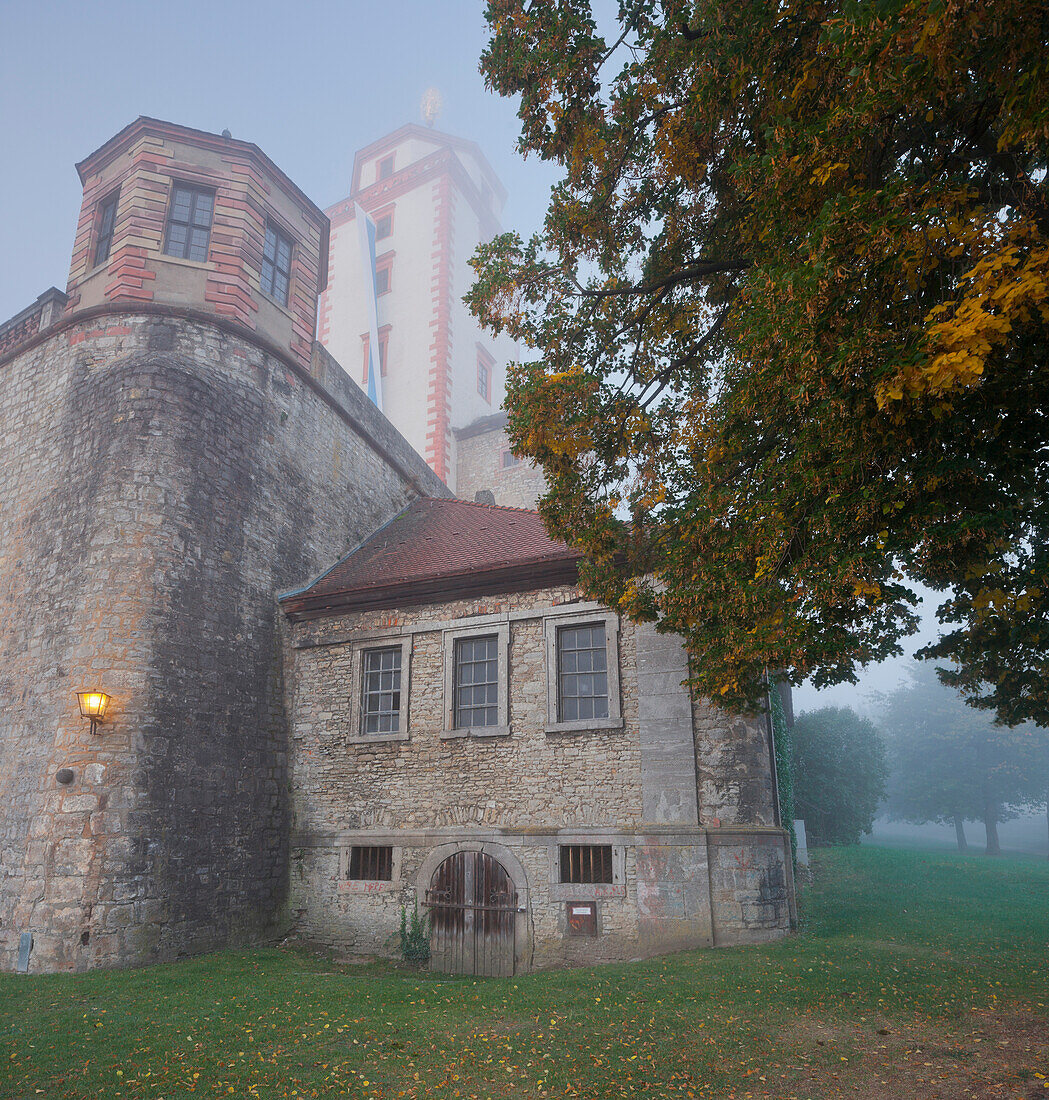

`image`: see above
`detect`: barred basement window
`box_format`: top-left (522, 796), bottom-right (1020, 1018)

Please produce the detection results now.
top-left (360, 646), bottom-right (402, 734)
top-left (93, 190), bottom-right (119, 266)
top-left (559, 844), bottom-right (613, 884)
top-left (163, 184), bottom-right (214, 262)
top-left (348, 846), bottom-right (393, 881)
top-left (261, 223), bottom-right (293, 306)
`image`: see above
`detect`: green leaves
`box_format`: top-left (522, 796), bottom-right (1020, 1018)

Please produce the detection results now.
top-left (472, 0), bottom-right (1049, 718)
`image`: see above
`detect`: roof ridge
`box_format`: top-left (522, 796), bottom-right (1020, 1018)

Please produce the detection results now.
top-left (420, 497), bottom-right (541, 518)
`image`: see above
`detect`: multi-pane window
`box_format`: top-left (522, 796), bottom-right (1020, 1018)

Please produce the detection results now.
top-left (557, 623), bottom-right (609, 722)
top-left (93, 190), bottom-right (119, 266)
top-left (560, 844), bottom-right (613, 884)
top-left (477, 348), bottom-right (494, 402)
top-left (163, 185), bottom-right (214, 262)
top-left (375, 213), bottom-right (392, 240)
top-left (378, 154), bottom-right (394, 180)
top-left (375, 262), bottom-right (391, 295)
top-left (261, 224), bottom-right (293, 306)
top-left (360, 646), bottom-right (402, 734)
top-left (454, 635), bottom-right (499, 728)
top-left (348, 845), bottom-right (393, 881)
top-left (362, 330), bottom-right (389, 381)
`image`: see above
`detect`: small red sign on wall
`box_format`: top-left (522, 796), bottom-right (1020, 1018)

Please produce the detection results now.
top-left (567, 902), bottom-right (597, 936)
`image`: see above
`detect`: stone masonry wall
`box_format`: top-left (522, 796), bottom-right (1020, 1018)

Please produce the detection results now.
top-left (455, 421), bottom-right (546, 510)
top-left (287, 587), bottom-right (644, 834)
top-left (0, 309), bottom-right (445, 973)
top-left (285, 587), bottom-right (791, 968)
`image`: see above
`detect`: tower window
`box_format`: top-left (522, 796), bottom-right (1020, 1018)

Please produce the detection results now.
top-left (93, 190), bottom-right (120, 267)
top-left (163, 185), bottom-right (214, 263)
top-left (375, 258), bottom-right (392, 296)
top-left (477, 347), bottom-right (494, 403)
top-left (361, 327), bottom-right (390, 381)
top-left (261, 223), bottom-right (293, 306)
top-left (378, 154), bottom-right (394, 180)
top-left (375, 212), bottom-right (392, 240)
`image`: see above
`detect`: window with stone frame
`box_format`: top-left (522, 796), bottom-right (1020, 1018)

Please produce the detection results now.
top-left (348, 845), bottom-right (393, 881)
top-left (441, 622), bottom-right (510, 738)
top-left (93, 189), bottom-right (120, 267)
top-left (557, 622), bottom-right (608, 722)
top-left (543, 609), bottom-right (623, 734)
top-left (375, 256), bottom-right (392, 295)
top-left (454, 635), bottom-right (499, 728)
top-left (261, 222), bottom-right (293, 306)
top-left (559, 843), bottom-right (614, 884)
top-left (360, 646), bottom-right (402, 734)
top-left (163, 184), bottom-right (214, 262)
top-left (350, 636), bottom-right (411, 743)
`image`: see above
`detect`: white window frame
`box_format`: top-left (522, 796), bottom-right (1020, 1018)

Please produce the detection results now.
top-left (543, 609), bottom-right (623, 734)
top-left (441, 622), bottom-right (510, 739)
top-left (349, 636), bottom-right (412, 743)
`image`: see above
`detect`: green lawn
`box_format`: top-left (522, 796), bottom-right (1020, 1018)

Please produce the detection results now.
top-left (2, 847), bottom-right (1047, 1099)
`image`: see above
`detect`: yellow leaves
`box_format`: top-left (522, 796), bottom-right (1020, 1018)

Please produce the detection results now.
top-left (811, 162), bottom-right (850, 187)
top-left (852, 579), bottom-right (881, 602)
top-left (877, 233), bottom-right (1049, 408)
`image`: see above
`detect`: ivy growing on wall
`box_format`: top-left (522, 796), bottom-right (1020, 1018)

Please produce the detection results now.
top-left (770, 683), bottom-right (797, 870)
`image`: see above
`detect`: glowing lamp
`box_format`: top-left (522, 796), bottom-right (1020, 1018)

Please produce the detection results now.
top-left (76, 690), bottom-right (110, 735)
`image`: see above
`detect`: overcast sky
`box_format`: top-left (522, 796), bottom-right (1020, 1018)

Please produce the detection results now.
top-left (0, 0), bottom-right (943, 714)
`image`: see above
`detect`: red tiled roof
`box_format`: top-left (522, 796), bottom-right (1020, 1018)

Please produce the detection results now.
top-left (280, 498), bottom-right (581, 619)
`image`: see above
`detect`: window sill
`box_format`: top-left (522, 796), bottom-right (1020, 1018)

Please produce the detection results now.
top-left (259, 287), bottom-right (295, 321)
top-left (348, 731), bottom-right (410, 745)
top-left (545, 717), bottom-right (625, 736)
top-left (440, 725), bottom-right (511, 740)
top-left (159, 253), bottom-right (213, 271)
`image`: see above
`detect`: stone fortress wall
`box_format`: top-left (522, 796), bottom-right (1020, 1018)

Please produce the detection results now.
top-left (0, 307), bottom-right (446, 973)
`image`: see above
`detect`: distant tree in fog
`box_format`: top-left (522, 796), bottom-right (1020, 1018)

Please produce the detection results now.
top-left (792, 707), bottom-right (888, 845)
top-left (879, 665), bottom-right (1049, 855)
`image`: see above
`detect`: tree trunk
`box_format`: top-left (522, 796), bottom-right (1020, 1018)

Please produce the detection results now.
top-left (983, 799), bottom-right (1001, 856)
top-left (952, 814), bottom-right (968, 852)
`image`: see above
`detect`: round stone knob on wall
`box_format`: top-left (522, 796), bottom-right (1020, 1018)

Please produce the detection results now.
top-left (56, 768), bottom-right (75, 785)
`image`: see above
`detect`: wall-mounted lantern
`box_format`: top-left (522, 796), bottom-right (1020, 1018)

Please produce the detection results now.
top-left (76, 690), bottom-right (110, 735)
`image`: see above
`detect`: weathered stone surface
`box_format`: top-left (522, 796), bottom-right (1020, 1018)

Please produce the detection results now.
top-left (0, 310), bottom-right (446, 973)
top-left (284, 585), bottom-right (792, 969)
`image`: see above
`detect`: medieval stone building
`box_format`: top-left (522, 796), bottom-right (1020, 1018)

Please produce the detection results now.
top-left (0, 118), bottom-right (792, 976)
top-left (281, 499), bottom-right (794, 972)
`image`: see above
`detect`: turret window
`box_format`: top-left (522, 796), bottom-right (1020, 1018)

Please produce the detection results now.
top-left (261, 223), bottom-right (293, 306)
top-left (93, 190), bottom-right (120, 267)
top-left (163, 185), bottom-right (214, 262)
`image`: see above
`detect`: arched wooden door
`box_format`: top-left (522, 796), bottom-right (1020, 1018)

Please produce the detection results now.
top-left (425, 851), bottom-right (517, 977)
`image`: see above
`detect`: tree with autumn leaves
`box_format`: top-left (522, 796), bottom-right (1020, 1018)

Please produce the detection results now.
top-left (469, 0), bottom-right (1049, 723)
